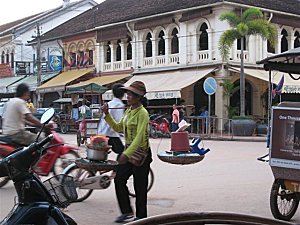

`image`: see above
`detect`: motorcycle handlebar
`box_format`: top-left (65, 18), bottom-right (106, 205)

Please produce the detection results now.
top-left (37, 134), bottom-right (54, 148)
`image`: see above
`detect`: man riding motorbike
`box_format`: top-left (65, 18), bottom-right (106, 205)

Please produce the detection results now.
top-left (2, 83), bottom-right (51, 146)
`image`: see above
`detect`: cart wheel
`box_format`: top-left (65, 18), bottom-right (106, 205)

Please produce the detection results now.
top-left (128, 167), bottom-right (154, 197)
top-left (270, 179), bottom-right (299, 221)
top-left (64, 164), bottom-right (95, 202)
top-left (77, 131), bottom-right (81, 147)
top-left (60, 122), bottom-right (68, 134)
top-left (52, 151), bottom-right (80, 176)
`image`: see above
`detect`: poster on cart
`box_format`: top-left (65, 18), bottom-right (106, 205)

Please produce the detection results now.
top-left (271, 106), bottom-right (300, 169)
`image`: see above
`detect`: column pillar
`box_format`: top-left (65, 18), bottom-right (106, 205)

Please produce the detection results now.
top-left (192, 30), bottom-right (198, 62)
top-left (109, 43), bottom-right (115, 70)
top-left (94, 43), bottom-right (100, 73)
top-left (150, 38), bottom-right (157, 66)
top-left (164, 35), bottom-right (170, 64)
top-left (179, 22), bottom-right (188, 65)
top-left (215, 67), bottom-right (227, 131)
top-left (131, 38), bottom-right (136, 68)
top-left (120, 41), bottom-right (125, 69)
top-left (207, 28), bottom-right (213, 60)
top-left (277, 33), bottom-right (282, 53)
top-left (99, 42), bottom-right (105, 72)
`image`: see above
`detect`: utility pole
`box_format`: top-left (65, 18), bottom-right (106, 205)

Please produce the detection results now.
top-left (36, 23), bottom-right (42, 107)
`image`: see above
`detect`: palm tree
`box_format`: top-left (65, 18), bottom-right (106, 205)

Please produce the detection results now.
top-left (219, 8), bottom-right (277, 116)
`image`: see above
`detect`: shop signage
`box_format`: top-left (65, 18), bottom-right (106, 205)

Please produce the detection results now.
top-left (48, 48), bottom-right (62, 71)
top-left (270, 106), bottom-right (300, 169)
top-left (15, 61), bottom-right (31, 75)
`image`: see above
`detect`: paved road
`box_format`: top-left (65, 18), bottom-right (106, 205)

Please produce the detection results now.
top-left (1, 134), bottom-right (300, 224)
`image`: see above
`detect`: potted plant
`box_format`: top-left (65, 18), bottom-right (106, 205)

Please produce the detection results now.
top-left (220, 79), bottom-right (239, 132)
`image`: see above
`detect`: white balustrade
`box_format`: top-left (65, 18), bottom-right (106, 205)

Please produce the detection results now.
top-left (169, 54), bottom-right (179, 64)
top-left (236, 50), bottom-right (249, 62)
top-left (197, 50), bottom-right (210, 61)
top-left (113, 61), bottom-right (122, 70)
top-left (156, 55), bottom-right (165, 65)
top-left (103, 63), bottom-right (111, 71)
top-left (124, 60), bottom-right (132, 69)
top-left (144, 57), bottom-right (153, 67)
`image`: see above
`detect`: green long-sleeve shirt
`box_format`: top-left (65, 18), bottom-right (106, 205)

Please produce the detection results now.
top-left (105, 105), bottom-right (149, 158)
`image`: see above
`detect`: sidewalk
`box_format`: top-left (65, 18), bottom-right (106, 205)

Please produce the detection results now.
top-left (190, 133), bottom-right (267, 142)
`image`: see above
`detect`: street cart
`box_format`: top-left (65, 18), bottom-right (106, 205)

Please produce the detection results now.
top-left (65, 83), bottom-right (107, 146)
top-left (257, 47), bottom-right (300, 221)
top-left (52, 98), bottom-right (83, 134)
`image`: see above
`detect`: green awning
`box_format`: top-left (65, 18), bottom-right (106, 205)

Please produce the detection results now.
top-left (7, 72), bottom-right (59, 93)
top-left (66, 83), bottom-right (108, 94)
top-left (0, 76), bottom-right (26, 93)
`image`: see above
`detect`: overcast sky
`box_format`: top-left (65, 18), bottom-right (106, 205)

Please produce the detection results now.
top-left (0, 0), bottom-right (104, 25)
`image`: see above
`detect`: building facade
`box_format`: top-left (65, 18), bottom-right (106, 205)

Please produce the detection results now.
top-left (37, 0), bottom-right (300, 122)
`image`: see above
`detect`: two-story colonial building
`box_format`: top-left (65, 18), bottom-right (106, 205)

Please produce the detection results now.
top-left (0, 0), bottom-right (98, 104)
top-left (37, 0), bottom-right (300, 121)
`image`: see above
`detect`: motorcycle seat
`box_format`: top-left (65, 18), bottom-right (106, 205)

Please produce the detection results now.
top-left (0, 136), bottom-right (24, 148)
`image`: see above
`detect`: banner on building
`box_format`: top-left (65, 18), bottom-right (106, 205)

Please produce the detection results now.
top-left (0, 63), bottom-right (12, 77)
top-left (48, 48), bottom-right (62, 71)
top-left (15, 61), bottom-right (31, 75)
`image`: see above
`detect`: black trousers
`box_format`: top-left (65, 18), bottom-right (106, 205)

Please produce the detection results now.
top-left (114, 150), bottom-right (152, 219)
top-left (108, 137), bottom-right (124, 156)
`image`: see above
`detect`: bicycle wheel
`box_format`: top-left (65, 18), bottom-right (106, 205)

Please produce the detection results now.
top-left (150, 125), bottom-right (158, 139)
top-left (64, 164), bottom-right (95, 202)
top-left (60, 122), bottom-right (68, 134)
top-left (0, 154), bottom-right (10, 188)
top-left (53, 151), bottom-right (80, 176)
top-left (128, 168), bottom-right (154, 197)
top-left (270, 179), bottom-right (299, 221)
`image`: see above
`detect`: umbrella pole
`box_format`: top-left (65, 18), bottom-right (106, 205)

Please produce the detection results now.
top-left (268, 69), bottom-right (272, 131)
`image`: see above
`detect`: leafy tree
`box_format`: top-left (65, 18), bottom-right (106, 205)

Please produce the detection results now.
top-left (220, 79), bottom-right (240, 118)
top-left (219, 8), bottom-right (277, 116)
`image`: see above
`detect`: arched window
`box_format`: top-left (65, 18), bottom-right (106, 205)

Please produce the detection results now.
top-left (294, 31), bottom-right (300, 48)
top-left (71, 52), bottom-right (76, 67)
top-left (106, 41), bottom-right (111, 63)
top-left (127, 37), bottom-right (132, 60)
top-left (145, 33), bottom-right (152, 57)
top-left (1, 52), bottom-right (4, 64)
top-left (281, 29), bottom-right (288, 53)
top-left (5, 53), bottom-right (9, 64)
top-left (199, 23), bottom-right (209, 51)
top-left (158, 30), bottom-right (165, 55)
top-left (237, 37), bottom-right (246, 50)
top-left (10, 52), bottom-right (14, 68)
top-left (116, 40), bottom-right (121, 61)
top-left (171, 28), bottom-right (179, 54)
top-left (88, 50), bottom-right (93, 65)
top-left (267, 40), bottom-right (275, 53)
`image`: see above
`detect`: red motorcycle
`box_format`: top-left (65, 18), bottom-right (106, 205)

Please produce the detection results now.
top-left (0, 129), bottom-right (80, 188)
top-left (149, 114), bottom-right (171, 138)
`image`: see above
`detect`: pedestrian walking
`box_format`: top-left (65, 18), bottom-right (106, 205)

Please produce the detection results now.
top-left (98, 83), bottom-right (125, 156)
top-left (101, 81), bottom-right (152, 223)
top-left (171, 104), bottom-right (179, 132)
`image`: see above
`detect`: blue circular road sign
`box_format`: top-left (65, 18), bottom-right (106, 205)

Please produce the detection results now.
top-left (203, 77), bottom-right (217, 95)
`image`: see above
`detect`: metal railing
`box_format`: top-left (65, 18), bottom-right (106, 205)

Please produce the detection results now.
top-left (185, 116), bottom-right (233, 139)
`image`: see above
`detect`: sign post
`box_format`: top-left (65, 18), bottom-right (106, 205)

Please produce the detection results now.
top-left (203, 77), bottom-right (217, 135)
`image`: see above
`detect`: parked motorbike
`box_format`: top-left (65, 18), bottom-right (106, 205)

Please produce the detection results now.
top-left (0, 108), bottom-right (77, 225)
top-left (149, 114), bottom-right (171, 138)
top-left (0, 122), bottom-right (80, 188)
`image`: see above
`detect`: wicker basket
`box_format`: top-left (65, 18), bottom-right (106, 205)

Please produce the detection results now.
top-left (157, 152), bottom-right (205, 165)
top-left (75, 158), bottom-right (118, 171)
